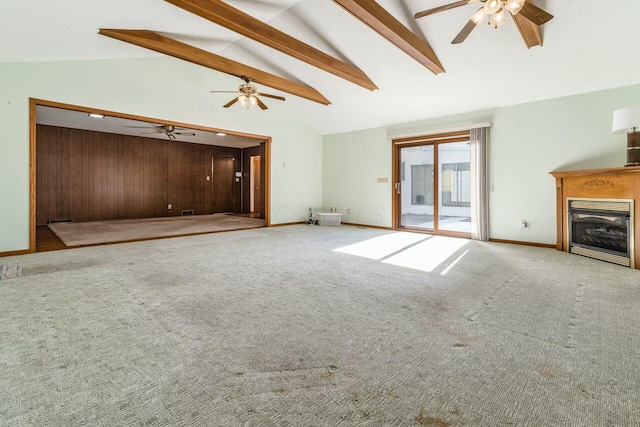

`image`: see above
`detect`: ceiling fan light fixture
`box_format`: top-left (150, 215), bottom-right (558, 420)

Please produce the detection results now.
top-left (471, 7), bottom-right (487, 25)
top-left (238, 94), bottom-right (248, 107)
top-left (494, 9), bottom-right (508, 28)
top-left (249, 96), bottom-right (258, 106)
top-left (504, 0), bottom-right (525, 15)
top-left (483, 0), bottom-right (503, 15)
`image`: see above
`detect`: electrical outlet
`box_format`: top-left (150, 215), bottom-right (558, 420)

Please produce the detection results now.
top-left (346, 208), bottom-right (352, 214)
top-left (168, 204), bottom-right (172, 210)
top-left (521, 219), bottom-right (528, 229)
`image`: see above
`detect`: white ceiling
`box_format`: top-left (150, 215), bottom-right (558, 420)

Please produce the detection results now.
top-left (4, 1), bottom-right (640, 135)
top-left (36, 106), bottom-right (264, 148)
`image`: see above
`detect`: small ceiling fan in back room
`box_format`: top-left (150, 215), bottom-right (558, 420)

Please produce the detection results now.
top-left (210, 77), bottom-right (285, 110)
top-left (414, 0), bottom-right (553, 47)
top-left (157, 125), bottom-right (195, 140)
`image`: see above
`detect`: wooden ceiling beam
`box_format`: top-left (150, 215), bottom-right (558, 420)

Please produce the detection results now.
top-left (98, 29), bottom-right (331, 105)
top-left (164, 0), bottom-right (378, 91)
top-left (333, 0), bottom-right (445, 75)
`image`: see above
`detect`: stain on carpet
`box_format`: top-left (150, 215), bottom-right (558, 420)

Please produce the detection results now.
top-left (415, 409), bottom-right (452, 427)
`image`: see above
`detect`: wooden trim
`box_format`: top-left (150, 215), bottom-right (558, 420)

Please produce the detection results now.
top-left (0, 249), bottom-right (31, 258)
top-left (269, 221), bottom-right (306, 227)
top-left (29, 99), bottom-right (37, 253)
top-left (165, 0), bottom-right (377, 91)
top-left (489, 238), bottom-right (556, 249)
top-left (98, 29), bottom-right (331, 105)
top-left (264, 138), bottom-right (272, 226)
top-left (550, 165), bottom-right (640, 178)
top-left (391, 140), bottom-right (400, 229)
top-left (342, 222), bottom-right (393, 230)
top-left (393, 131), bottom-right (470, 145)
top-left (554, 176), bottom-right (564, 250)
top-left (388, 122), bottom-right (491, 140)
top-left (333, 0), bottom-right (444, 75)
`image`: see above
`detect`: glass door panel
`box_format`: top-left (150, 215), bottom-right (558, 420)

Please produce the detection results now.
top-left (400, 145), bottom-right (434, 230)
top-left (438, 141), bottom-right (472, 233)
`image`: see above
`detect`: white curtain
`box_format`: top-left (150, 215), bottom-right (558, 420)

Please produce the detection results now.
top-left (470, 127), bottom-right (489, 241)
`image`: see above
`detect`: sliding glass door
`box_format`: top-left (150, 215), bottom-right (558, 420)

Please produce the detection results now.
top-left (398, 145), bottom-right (435, 231)
top-left (394, 133), bottom-right (472, 237)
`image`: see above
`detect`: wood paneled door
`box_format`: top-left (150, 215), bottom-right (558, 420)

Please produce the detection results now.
top-left (251, 155), bottom-right (262, 214)
top-left (212, 156), bottom-right (236, 213)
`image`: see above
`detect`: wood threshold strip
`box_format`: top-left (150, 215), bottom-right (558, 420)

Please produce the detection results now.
top-left (333, 0), bottom-right (444, 74)
top-left (98, 29), bottom-right (331, 105)
top-left (164, 0), bottom-right (377, 91)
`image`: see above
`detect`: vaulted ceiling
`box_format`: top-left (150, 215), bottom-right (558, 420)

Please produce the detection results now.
top-left (3, 0), bottom-right (640, 135)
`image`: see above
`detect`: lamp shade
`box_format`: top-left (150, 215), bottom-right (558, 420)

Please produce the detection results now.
top-left (612, 107), bottom-right (640, 134)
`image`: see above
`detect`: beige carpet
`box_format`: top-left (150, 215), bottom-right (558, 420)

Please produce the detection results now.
top-left (2, 225), bottom-right (639, 426)
top-left (47, 214), bottom-right (265, 246)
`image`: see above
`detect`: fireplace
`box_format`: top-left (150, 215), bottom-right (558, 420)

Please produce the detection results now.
top-left (567, 198), bottom-right (635, 267)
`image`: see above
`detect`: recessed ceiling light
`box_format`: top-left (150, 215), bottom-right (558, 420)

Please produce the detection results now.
top-left (88, 113), bottom-right (105, 118)
top-left (216, 132), bottom-right (226, 136)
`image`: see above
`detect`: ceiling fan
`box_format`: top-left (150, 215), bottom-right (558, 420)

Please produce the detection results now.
top-left (414, 0), bottom-right (553, 45)
top-left (210, 77), bottom-right (285, 110)
top-left (157, 125), bottom-right (196, 140)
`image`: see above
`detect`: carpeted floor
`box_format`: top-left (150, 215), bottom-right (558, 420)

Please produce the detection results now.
top-left (47, 214), bottom-right (265, 247)
top-left (1, 225), bottom-right (639, 426)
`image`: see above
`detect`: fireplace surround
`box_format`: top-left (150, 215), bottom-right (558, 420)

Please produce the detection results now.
top-left (550, 166), bottom-right (640, 269)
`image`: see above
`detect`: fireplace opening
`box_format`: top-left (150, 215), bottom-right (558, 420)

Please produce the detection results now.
top-left (568, 198), bottom-right (634, 267)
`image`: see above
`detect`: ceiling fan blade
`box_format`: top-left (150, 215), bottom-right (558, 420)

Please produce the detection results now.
top-left (512, 12), bottom-right (542, 48)
top-left (517, 1), bottom-right (553, 25)
top-left (175, 132), bottom-right (196, 136)
top-left (414, 0), bottom-right (469, 19)
top-left (223, 97), bottom-right (239, 108)
top-left (256, 97), bottom-right (269, 110)
top-left (209, 90), bottom-right (239, 94)
top-left (452, 20), bottom-right (477, 44)
top-left (257, 93), bottom-right (285, 101)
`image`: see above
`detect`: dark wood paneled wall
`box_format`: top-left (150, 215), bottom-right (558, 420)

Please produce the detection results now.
top-left (36, 125), bottom-right (243, 224)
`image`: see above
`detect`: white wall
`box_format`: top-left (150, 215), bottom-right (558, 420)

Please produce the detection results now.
top-left (0, 57), bottom-right (324, 252)
top-left (323, 84), bottom-right (640, 244)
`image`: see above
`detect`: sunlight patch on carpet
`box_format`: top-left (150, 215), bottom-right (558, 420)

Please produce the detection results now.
top-left (382, 236), bottom-right (469, 273)
top-left (333, 232), bottom-right (429, 260)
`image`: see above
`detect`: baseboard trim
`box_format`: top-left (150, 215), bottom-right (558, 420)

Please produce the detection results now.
top-left (269, 221), bottom-right (306, 227)
top-left (489, 238), bottom-right (555, 249)
top-left (342, 222), bottom-right (393, 230)
top-left (0, 249), bottom-right (30, 258)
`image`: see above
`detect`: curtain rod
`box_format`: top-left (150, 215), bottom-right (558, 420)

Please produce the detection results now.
top-left (387, 122), bottom-right (492, 140)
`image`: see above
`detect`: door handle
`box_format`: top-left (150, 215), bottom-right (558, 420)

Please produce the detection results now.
top-left (395, 182), bottom-right (400, 195)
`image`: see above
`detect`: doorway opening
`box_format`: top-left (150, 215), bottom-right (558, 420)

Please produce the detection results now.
top-left (29, 98), bottom-right (271, 252)
top-left (393, 131), bottom-right (472, 238)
